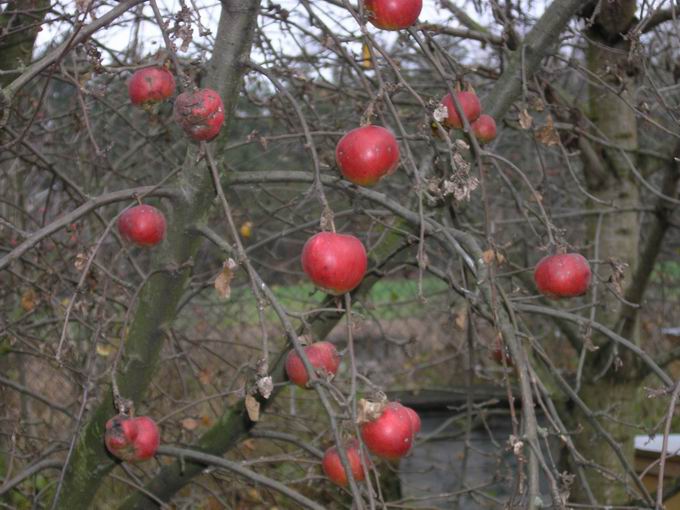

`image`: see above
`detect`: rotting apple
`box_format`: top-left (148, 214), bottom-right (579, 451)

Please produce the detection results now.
top-left (128, 67), bottom-right (175, 107)
top-left (285, 341), bottom-right (341, 388)
top-left (336, 125), bottom-right (400, 186)
top-left (117, 204), bottom-right (166, 247)
top-left (360, 401), bottom-right (414, 460)
top-left (440, 91), bottom-right (481, 129)
top-left (534, 253), bottom-right (592, 298)
top-left (301, 232), bottom-right (368, 295)
top-left (364, 0), bottom-right (423, 30)
top-left (174, 88), bottom-right (225, 142)
top-left (471, 114), bottom-right (497, 143)
top-left (322, 439), bottom-right (366, 487)
top-left (104, 415), bottom-right (160, 462)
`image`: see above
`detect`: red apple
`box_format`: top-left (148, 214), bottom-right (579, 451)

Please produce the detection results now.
top-left (105, 415), bottom-right (160, 462)
top-left (322, 439), bottom-right (366, 487)
top-left (471, 114), bottom-right (497, 143)
top-left (301, 232), bottom-right (368, 295)
top-left (285, 341), bottom-right (341, 388)
top-left (174, 88), bottom-right (225, 141)
top-left (403, 405), bottom-right (421, 435)
top-left (534, 253), bottom-right (591, 298)
top-left (117, 205), bottom-right (166, 247)
top-left (364, 0), bottom-right (423, 30)
top-left (440, 91), bottom-right (481, 129)
top-left (128, 67), bottom-right (175, 107)
top-left (360, 402), bottom-right (414, 460)
top-left (336, 125), bottom-right (400, 186)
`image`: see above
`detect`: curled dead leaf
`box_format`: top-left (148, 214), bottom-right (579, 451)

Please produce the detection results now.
top-left (214, 258), bottom-right (238, 300)
top-left (361, 42), bottom-right (373, 69)
top-left (181, 417), bottom-right (199, 431)
top-left (519, 109), bottom-right (533, 130)
top-left (357, 398), bottom-right (386, 424)
top-left (20, 289), bottom-right (38, 312)
top-left (245, 394), bottom-right (260, 422)
top-left (535, 116), bottom-right (560, 146)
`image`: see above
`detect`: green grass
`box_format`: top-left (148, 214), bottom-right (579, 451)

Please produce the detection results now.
top-left (187, 277), bottom-right (450, 328)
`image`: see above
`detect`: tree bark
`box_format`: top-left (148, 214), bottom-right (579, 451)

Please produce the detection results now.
top-left (572, 1), bottom-right (654, 504)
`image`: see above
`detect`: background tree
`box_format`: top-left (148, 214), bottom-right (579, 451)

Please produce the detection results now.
top-left (1, 0), bottom-right (679, 508)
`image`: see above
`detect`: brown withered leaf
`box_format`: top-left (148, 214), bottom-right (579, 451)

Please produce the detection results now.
top-left (20, 289), bottom-right (38, 312)
top-left (535, 116), bottom-right (560, 146)
top-left (454, 308), bottom-right (467, 331)
top-left (74, 252), bottom-right (89, 272)
top-left (519, 109), bottom-right (533, 130)
top-left (482, 249), bottom-right (506, 265)
top-left (245, 395), bottom-right (260, 422)
top-left (607, 257), bottom-right (628, 295)
top-left (181, 417), bottom-right (199, 431)
top-left (76, 0), bottom-right (92, 11)
top-left (214, 258), bottom-right (237, 300)
top-left (361, 42), bottom-right (373, 69)
top-left (198, 368), bottom-right (212, 386)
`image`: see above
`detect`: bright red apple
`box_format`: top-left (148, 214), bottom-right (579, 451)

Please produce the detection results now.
top-left (534, 253), bottom-right (591, 298)
top-left (128, 67), bottom-right (175, 107)
top-left (105, 415), bottom-right (160, 462)
top-left (322, 439), bottom-right (366, 487)
top-left (440, 91), bottom-right (481, 129)
top-left (301, 232), bottom-right (368, 295)
top-left (403, 405), bottom-right (421, 435)
top-left (285, 341), bottom-right (341, 388)
top-left (364, 0), bottom-right (423, 30)
top-left (117, 205), bottom-right (166, 247)
top-left (471, 114), bottom-right (497, 143)
top-left (174, 88), bottom-right (225, 141)
top-left (336, 125), bottom-right (400, 186)
top-left (360, 402), bottom-right (414, 460)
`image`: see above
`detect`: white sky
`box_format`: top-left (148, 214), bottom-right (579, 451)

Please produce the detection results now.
top-left (35, 1), bottom-right (542, 61)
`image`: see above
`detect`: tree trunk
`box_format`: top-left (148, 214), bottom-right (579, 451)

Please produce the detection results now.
top-left (573, 2), bottom-right (646, 504)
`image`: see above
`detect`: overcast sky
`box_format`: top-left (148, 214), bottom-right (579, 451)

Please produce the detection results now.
top-left (35, 1), bottom-right (549, 62)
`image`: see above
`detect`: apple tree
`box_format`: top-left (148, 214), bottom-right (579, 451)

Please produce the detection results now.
top-left (0, 0), bottom-right (679, 508)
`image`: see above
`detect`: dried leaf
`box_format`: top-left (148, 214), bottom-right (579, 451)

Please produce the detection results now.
top-left (201, 415), bottom-right (214, 427)
top-left (20, 289), bottom-right (38, 312)
top-left (535, 116), bottom-right (560, 146)
top-left (239, 221), bottom-right (253, 239)
top-left (245, 395), bottom-right (260, 422)
top-left (482, 249), bottom-right (506, 265)
top-left (96, 344), bottom-right (114, 357)
top-left (519, 109), bottom-right (533, 130)
top-left (257, 376), bottom-right (273, 399)
top-left (361, 42), bottom-right (373, 69)
top-left (529, 96), bottom-right (545, 112)
top-left (454, 309), bottom-right (467, 331)
top-left (242, 438), bottom-right (256, 450)
top-left (607, 257), bottom-right (628, 295)
top-left (198, 368), bottom-right (212, 386)
top-left (214, 258), bottom-right (237, 300)
top-left (181, 417), bottom-right (199, 431)
top-left (357, 398), bottom-right (386, 424)
top-left (76, 0), bottom-right (92, 11)
top-left (74, 252), bottom-right (88, 271)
